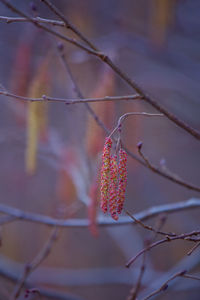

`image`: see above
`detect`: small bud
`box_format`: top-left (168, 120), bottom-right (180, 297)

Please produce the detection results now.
top-left (162, 284), bottom-right (168, 291)
top-left (137, 141), bottom-right (143, 150)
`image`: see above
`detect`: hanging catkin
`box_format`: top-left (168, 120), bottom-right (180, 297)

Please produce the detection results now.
top-left (100, 137), bottom-right (112, 213)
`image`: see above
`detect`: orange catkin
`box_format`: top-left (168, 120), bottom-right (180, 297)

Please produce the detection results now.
top-left (117, 148), bottom-right (128, 214)
top-left (100, 137), bottom-right (112, 213)
top-left (109, 155), bottom-right (118, 220)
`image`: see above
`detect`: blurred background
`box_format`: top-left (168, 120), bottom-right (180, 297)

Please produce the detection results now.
top-left (0, 0), bottom-right (200, 299)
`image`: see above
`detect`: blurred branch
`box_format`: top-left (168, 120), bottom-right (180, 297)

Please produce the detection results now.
top-left (0, 199), bottom-right (199, 228)
top-left (127, 214), bottom-right (168, 300)
top-left (126, 211), bottom-right (175, 237)
top-left (0, 215), bottom-right (17, 225)
top-left (1, 0), bottom-right (200, 140)
top-left (11, 227), bottom-right (59, 299)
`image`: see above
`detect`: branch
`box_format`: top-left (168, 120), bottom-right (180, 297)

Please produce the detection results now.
top-left (135, 142), bottom-right (200, 192)
top-left (56, 45), bottom-right (110, 134)
top-left (0, 15), bottom-right (65, 26)
top-left (126, 211), bottom-right (176, 237)
top-left (0, 0), bottom-right (101, 57)
top-left (0, 89), bottom-right (141, 104)
top-left (0, 199), bottom-right (199, 227)
top-left (141, 270), bottom-right (187, 300)
top-left (126, 231), bottom-right (200, 268)
top-left (2, 0), bottom-right (199, 140)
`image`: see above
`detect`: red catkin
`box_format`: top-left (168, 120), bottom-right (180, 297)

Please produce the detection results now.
top-left (117, 148), bottom-right (127, 214)
top-left (100, 137), bottom-right (112, 213)
top-left (109, 155), bottom-right (118, 220)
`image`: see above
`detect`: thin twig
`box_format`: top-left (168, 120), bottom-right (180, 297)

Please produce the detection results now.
top-left (0, 199), bottom-right (199, 228)
top-left (57, 46), bottom-right (110, 134)
top-left (108, 112), bottom-right (163, 139)
top-left (182, 274), bottom-right (200, 281)
top-left (141, 270), bottom-right (187, 300)
top-left (40, 0), bottom-right (97, 50)
top-left (0, 89), bottom-right (141, 104)
top-left (187, 241), bottom-right (200, 256)
top-left (0, 15), bottom-right (64, 26)
top-left (135, 143), bottom-right (200, 192)
top-left (126, 231), bottom-right (200, 268)
top-left (126, 211), bottom-right (176, 237)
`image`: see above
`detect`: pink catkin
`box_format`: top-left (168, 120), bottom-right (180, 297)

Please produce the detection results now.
top-left (117, 148), bottom-right (127, 214)
top-left (100, 137), bottom-right (112, 213)
top-left (109, 155), bottom-right (118, 220)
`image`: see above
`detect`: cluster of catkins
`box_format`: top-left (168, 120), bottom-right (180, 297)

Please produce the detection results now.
top-left (100, 137), bottom-right (127, 220)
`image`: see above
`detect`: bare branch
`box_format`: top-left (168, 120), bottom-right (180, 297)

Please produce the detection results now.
top-left (0, 199), bottom-right (199, 228)
top-left (57, 46), bottom-right (111, 134)
top-left (0, 89), bottom-right (141, 104)
top-left (126, 211), bottom-right (176, 237)
top-left (182, 274), bottom-right (200, 281)
top-left (0, 15), bottom-right (64, 26)
top-left (1, 0), bottom-right (200, 140)
top-left (126, 231), bottom-right (200, 268)
top-left (41, 0), bottom-right (97, 50)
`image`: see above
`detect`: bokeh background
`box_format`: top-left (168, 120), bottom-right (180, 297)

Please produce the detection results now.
top-left (0, 0), bottom-right (200, 299)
